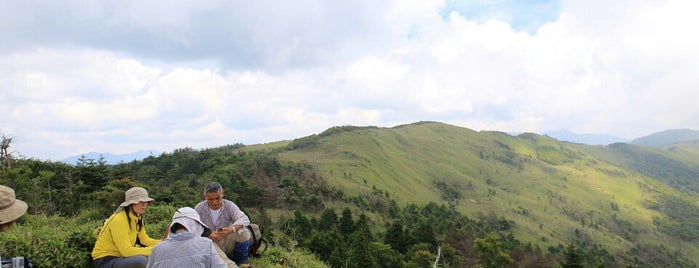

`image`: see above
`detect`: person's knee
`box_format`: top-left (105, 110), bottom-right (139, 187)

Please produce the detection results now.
top-left (232, 240), bottom-right (251, 264)
top-left (125, 255), bottom-right (148, 268)
top-left (237, 239), bottom-right (250, 252)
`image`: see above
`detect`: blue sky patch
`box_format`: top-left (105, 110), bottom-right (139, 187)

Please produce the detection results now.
top-left (440, 0), bottom-right (561, 33)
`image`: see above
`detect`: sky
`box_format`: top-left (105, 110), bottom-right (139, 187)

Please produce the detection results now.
top-left (1, 0), bottom-right (698, 162)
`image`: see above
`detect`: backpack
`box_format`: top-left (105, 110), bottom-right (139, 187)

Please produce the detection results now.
top-left (1, 256), bottom-right (34, 268)
top-left (246, 223), bottom-right (268, 258)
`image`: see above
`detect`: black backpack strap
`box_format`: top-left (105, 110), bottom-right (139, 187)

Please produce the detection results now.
top-left (258, 236), bottom-right (268, 255)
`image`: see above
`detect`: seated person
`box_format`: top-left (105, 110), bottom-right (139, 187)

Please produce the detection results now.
top-left (147, 207), bottom-right (228, 268)
top-left (195, 182), bottom-right (252, 266)
top-left (92, 187), bottom-right (161, 268)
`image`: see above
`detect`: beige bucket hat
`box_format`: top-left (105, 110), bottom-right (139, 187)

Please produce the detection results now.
top-left (0, 185), bottom-right (28, 224)
top-left (118, 187), bottom-right (155, 208)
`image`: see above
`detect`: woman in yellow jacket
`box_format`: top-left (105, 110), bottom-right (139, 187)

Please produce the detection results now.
top-left (92, 187), bottom-right (162, 268)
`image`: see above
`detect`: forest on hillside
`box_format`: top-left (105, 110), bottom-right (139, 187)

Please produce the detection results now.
top-left (1, 138), bottom-right (697, 267)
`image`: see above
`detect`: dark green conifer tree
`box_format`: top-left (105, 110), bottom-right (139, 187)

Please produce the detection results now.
top-left (385, 220), bottom-right (408, 253)
top-left (339, 207), bottom-right (355, 240)
top-left (561, 241), bottom-right (585, 268)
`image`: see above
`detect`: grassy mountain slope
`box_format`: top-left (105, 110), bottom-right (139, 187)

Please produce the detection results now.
top-left (631, 129), bottom-right (699, 147)
top-left (576, 139), bottom-right (699, 194)
top-left (665, 140), bottom-right (699, 162)
top-left (245, 121), bottom-right (699, 263)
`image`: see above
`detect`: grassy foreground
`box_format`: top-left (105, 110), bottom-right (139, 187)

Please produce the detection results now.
top-left (0, 211), bottom-right (328, 268)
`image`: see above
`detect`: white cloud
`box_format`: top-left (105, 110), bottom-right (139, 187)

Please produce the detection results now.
top-left (0, 0), bottom-right (697, 160)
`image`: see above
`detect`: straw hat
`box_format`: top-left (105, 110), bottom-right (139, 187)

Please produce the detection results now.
top-left (0, 185), bottom-right (28, 224)
top-left (118, 187), bottom-right (155, 208)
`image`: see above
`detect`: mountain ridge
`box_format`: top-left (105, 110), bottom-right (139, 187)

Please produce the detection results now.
top-left (542, 129), bottom-right (628, 145)
top-left (631, 128), bottom-right (699, 147)
top-left (247, 121), bottom-right (699, 264)
top-left (62, 127), bottom-right (697, 164)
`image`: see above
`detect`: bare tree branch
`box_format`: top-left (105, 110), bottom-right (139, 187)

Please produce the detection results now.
top-left (1, 133), bottom-right (14, 172)
top-left (433, 245), bottom-right (441, 268)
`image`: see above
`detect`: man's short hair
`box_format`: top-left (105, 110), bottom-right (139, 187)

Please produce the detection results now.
top-left (204, 182), bottom-right (223, 194)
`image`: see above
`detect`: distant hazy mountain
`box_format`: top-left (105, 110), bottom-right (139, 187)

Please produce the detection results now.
top-left (61, 150), bottom-right (159, 165)
top-left (631, 129), bottom-right (699, 147)
top-left (542, 129), bottom-right (628, 145)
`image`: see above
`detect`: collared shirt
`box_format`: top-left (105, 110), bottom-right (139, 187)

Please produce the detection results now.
top-left (194, 199), bottom-right (250, 230)
top-left (147, 232), bottom-right (227, 268)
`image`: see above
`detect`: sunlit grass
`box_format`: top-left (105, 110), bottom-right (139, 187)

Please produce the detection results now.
top-left (272, 122), bottom-right (699, 264)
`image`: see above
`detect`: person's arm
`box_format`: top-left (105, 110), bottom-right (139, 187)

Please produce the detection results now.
top-left (110, 217), bottom-right (154, 257)
top-left (197, 202), bottom-right (227, 242)
top-left (226, 200), bottom-right (250, 228)
top-left (213, 200), bottom-right (250, 237)
top-left (138, 225), bottom-right (162, 246)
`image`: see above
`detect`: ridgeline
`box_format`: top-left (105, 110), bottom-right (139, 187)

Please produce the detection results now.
top-left (258, 121), bottom-right (699, 264)
top-left (2, 121), bottom-right (698, 267)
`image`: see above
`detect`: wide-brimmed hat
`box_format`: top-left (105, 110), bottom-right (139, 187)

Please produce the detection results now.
top-left (118, 187), bottom-right (154, 208)
top-left (0, 185), bottom-right (28, 224)
top-left (171, 207), bottom-right (211, 237)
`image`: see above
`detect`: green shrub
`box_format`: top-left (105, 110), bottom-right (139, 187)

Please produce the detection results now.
top-left (0, 215), bottom-right (94, 267)
top-left (251, 246), bottom-right (329, 268)
top-left (0, 205), bottom-right (174, 268)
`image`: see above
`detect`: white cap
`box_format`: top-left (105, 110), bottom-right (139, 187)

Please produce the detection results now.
top-left (171, 207), bottom-right (210, 237)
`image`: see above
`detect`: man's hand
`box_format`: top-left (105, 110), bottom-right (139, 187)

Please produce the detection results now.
top-left (231, 224), bottom-right (244, 233)
top-left (210, 225), bottom-right (244, 242)
top-left (210, 227), bottom-right (230, 242)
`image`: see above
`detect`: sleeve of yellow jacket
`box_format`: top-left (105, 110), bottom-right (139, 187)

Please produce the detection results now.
top-left (91, 210), bottom-right (161, 260)
top-left (137, 224), bottom-right (161, 247)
